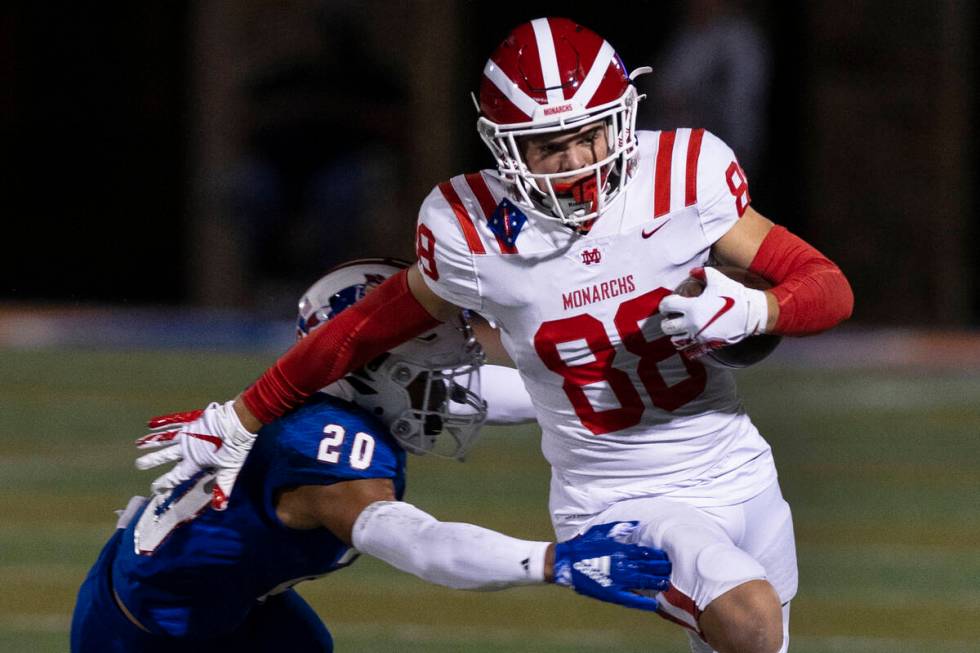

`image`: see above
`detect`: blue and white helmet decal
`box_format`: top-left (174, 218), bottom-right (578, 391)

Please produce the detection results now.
top-left (297, 272), bottom-right (386, 336)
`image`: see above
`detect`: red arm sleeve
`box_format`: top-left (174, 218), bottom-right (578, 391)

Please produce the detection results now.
top-left (241, 269), bottom-right (441, 424)
top-left (748, 226), bottom-right (854, 336)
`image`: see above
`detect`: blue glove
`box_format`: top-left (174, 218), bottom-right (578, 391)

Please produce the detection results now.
top-left (553, 521), bottom-right (671, 611)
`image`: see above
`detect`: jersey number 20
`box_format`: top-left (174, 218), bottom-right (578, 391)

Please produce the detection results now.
top-left (318, 425), bottom-right (376, 470)
top-left (534, 288), bottom-right (707, 435)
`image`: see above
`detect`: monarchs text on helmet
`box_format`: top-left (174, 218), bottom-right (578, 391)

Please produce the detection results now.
top-left (476, 17), bottom-right (650, 226)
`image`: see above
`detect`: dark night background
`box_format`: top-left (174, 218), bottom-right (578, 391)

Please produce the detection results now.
top-left (2, 1), bottom-right (976, 326)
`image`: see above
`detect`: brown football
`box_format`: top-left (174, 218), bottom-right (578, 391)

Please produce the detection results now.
top-left (673, 266), bottom-right (782, 368)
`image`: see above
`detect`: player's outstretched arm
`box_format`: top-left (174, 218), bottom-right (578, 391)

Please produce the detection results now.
top-left (480, 365), bottom-right (537, 425)
top-left (137, 267), bottom-right (458, 506)
top-left (240, 266), bottom-right (455, 426)
top-left (278, 479), bottom-right (671, 611)
top-left (352, 503), bottom-right (670, 610)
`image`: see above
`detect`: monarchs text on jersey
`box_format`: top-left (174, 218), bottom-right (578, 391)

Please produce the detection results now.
top-left (415, 129), bottom-right (776, 537)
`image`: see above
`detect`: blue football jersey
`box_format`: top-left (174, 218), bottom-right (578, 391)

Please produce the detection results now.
top-left (111, 394), bottom-right (407, 638)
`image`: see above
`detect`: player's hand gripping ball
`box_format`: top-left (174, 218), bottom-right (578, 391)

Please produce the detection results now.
top-left (667, 266), bottom-right (782, 368)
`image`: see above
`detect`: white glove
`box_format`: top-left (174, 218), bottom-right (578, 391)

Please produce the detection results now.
top-left (659, 267), bottom-right (769, 356)
top-left (135, 400), bottom-right (257, 510)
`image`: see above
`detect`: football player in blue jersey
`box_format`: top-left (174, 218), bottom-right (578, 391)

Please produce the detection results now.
top-left (70, 258), bottom-right (672, 653)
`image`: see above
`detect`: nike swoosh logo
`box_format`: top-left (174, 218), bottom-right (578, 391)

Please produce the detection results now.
top-left (694, 296), bottom-right (736, 338)
top-left (641, 219), bottom-right (670, 239)
top-left (186, 433), bottom-right (223, 450)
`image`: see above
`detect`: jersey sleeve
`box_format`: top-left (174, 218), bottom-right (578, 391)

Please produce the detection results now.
top-left (480, 365), bottom-right (537, 425)
top-left (415, 185), bottom-right (484, 312)
top-left (263, 399), bottom-right (404, 491)
top-left (696, 130), bottom-right (751, 245)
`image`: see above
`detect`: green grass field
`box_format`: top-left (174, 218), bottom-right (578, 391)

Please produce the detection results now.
top-left (1, 347), bottom-right (978, 652)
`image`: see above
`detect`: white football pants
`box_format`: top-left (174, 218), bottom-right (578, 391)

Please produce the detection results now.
top-left (573, 480), bottom-right (797, 650)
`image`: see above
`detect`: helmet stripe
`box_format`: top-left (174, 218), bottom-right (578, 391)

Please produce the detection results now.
top-left (483, 59), bottom-right (539, 120)
top-left (531, 18), bottom-right (564, 105)
top-left (571, 40), bottom-right (616, 107)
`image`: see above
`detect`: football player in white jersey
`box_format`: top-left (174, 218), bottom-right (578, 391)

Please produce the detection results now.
top-left (141, 16), bottom-right (853, 653)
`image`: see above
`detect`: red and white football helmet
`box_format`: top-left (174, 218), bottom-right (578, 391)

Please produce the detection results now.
top-left (477, 17), bottom-right (650, 226)
top-left (297, 258), bottom-right (488, 459)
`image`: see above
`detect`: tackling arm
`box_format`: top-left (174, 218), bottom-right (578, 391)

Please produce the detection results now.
top-left (352, 500), bottom-right (552, 590)
top-left (277, 477), bottom-right (550, 589)
top-left (277, 478), bottom-right (671, 606)
top-left (351, 502), bottom-right (672, 608)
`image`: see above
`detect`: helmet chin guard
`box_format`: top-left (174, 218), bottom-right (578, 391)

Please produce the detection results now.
top-left (476, 17), bottom-right (649, 226)
top-left (297, 258), bottom-right (488, 460)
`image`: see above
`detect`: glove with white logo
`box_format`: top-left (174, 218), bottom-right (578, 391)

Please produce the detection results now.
top-left (553, 521), bottom-right (671, 611)
top-left (135, 400), bottom-right (257, 510)
top-left (659, 267), bottom-right (769, 357)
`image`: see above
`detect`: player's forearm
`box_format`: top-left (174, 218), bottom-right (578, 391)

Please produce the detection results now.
top-left (481, 365), bottom-right (537, 425)
top-left (749, 226), bottom-right (854, 335)
top-left (240, 269), bottom-right (442, 425)
top-left (352, 500), bottom-right (552, 590)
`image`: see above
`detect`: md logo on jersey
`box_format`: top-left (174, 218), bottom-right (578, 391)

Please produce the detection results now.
top-left (581, 248), bottom-right (602, 265)
top-left (488, 198), bottom-right (527, 248)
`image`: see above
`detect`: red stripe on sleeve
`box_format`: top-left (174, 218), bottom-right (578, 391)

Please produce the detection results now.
top-left (465, 172), bottom-right (518, 254)
top-left (654, 130), bottom-right (675, 217)
top-left (438, 181), bottom-right (486, 255)
top-left (465, 173), bottom-right (497, 218)
top-left (685, 128), bottom-right (704, 207)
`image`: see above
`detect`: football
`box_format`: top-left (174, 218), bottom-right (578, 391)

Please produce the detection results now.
top-left (673, 266), bottom-right (782, 368)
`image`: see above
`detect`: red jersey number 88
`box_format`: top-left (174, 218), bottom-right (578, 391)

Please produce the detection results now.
top-left (534, 288), bottom-right (707, 436)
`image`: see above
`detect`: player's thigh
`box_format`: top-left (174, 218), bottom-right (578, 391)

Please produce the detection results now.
top-left (687, 601), bottom-right (791, 653)
top-left (70, 569), bottom-right (138, 653)
top-left (71, 531), bottom-right (168, 653)
top-left (238, 589), bottom-right (333, 653)
top-left (735, 481), bottom-right (798, 604)
top-left (587, 497), bottom-right (768, 614)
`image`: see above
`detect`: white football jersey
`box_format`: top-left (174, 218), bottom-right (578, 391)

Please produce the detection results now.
top-left (416, 129), bottom-right (776, 533)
